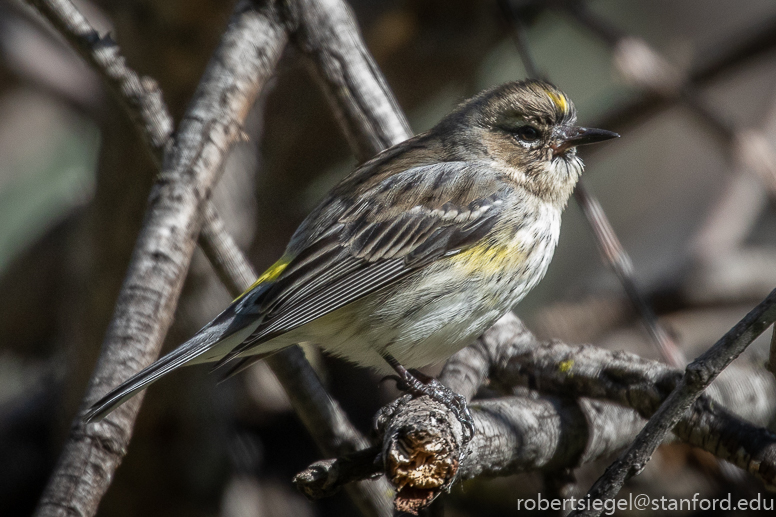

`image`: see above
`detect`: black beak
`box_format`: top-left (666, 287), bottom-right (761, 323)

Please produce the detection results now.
top-left (552, 126), bottom-right (619, 154)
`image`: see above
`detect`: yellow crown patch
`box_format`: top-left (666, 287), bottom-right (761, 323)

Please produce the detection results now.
top-left (545, 89), bottom-right (570, 114)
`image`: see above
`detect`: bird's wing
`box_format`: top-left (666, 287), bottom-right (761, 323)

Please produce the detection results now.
top-left (83, 161), bottom-right (513, 422)
top-left (216, 161), bottom-right (513, 366)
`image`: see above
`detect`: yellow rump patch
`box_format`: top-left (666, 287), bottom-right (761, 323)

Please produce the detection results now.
top-left (545, 89), bottom-right (570, 114)
top-left (233, 255), bottom-right (292, 301)
top-left (559, 359), bottom-right (574, 373)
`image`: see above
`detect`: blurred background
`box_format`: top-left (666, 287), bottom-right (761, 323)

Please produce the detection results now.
top-left (2, 0), bottom-right (776, 515)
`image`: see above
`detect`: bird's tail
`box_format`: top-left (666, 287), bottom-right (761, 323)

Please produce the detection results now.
top-left (82, 315), bottom-right (258, 423)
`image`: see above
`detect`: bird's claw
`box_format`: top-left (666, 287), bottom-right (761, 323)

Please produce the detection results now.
top-left (398, 375), bottom-right (475, 442)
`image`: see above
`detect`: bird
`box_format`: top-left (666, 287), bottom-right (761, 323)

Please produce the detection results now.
top-left (83, 79), bottom-right (618, 425)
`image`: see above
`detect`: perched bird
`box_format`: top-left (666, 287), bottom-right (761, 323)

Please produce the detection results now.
top-left (84, 79), bottom-right (618, 424)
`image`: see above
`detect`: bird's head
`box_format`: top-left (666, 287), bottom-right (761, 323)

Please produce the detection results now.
top-left (437, 80), bottom-right (618, 206)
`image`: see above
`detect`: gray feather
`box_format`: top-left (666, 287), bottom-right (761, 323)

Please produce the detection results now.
top-left (83, 316), bottom-right (256, 423)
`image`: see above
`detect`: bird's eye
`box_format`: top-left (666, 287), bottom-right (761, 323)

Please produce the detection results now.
top-left (515, 126), bottom-right (540, 142)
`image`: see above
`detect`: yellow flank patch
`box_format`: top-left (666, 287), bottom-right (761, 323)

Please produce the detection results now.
top-left (559, 359), bottom-right (574, 373)
top-left (447, 241), bottom-right (525, 275)
top-left (234, 255), bottom-right (292, 301)
top-left (545, 89), bottom-right (569, 114)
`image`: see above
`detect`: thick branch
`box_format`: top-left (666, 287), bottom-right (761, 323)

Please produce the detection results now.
top-left (285, 0), bottom-right (413, 157)
top-left (32, 0), bottom-right (394, 513)
top-left (294, 311), bottom-right (776, 511)
top-left (491, 326), bottom-right (776, 426)
top-left (33, 3), bottom-right (287, 516)
top-left (297, 394), bottom-right (645, 514)
top-left (444, 312), bottom-right (776, 489)
top-left (281, 2), bottom-right (776, 513)
top-left (485, 318), bottom-right (776, 484)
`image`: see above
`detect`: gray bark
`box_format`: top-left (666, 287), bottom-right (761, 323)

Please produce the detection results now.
top-left (33, 3), bottom-right (288, 516)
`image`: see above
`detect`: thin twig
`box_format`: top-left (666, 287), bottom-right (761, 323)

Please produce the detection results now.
top-left (500, 1), bottom-right (685, 367)
top-left (31, 2), bottom-right (288, 516)
top-left (574, 184), bottom-right (686, 367)
top-left (294, 446), bottom-right (383, 500)
top-left (25, 0), bottom-right (173, 160)
top-left (571, 288), bottom-right (776, 516)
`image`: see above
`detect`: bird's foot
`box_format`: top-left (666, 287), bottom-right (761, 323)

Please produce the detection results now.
top-left (395, 369), bottom-right (475, 442)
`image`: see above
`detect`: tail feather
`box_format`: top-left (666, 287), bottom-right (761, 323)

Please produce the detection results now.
top-left (215, 352), bottom-right (275, 384)
top-left (83, 318), bottom-right (258, 423)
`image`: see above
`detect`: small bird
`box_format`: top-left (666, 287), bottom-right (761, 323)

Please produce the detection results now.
top-left (84, 80), bottom-right (618, 424)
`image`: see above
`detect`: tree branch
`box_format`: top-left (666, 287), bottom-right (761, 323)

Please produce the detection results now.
top-left (28, 0), bottom-right (776, 515)
top-left (295, 394), bottom-right (645, 513)
top-left (32, 2), bottom-right (288, 516)
top-left (284, 0), bottom-right (413, 157)
top-left (28, 0), bottom-right (394, 514)
top-left (572, 288), bottom-right (776, 516)
top-left (278, 1), bottom-right (776, 513)
top-left (294, 311), bottom-right (776, 511)
top-left (26, 0), bottom-right (173, 160)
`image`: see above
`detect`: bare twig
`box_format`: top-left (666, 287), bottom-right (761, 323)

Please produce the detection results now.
top-left (574, 184), bottom-right (686, 367)
top-left (294, 446), bottom-right (383, 500)
top-left (572, 288), bottom-right (776, 516)
top-left (32, 2), bottom-right (288, 516)
top-left (500, 1), bottom-right (685, 367)
top-left (25, 0), bottom-right (172, 159)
